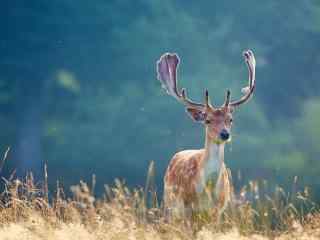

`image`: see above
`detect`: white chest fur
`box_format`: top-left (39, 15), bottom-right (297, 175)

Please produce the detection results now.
top-left (196, 143), bottom-right (224, 193)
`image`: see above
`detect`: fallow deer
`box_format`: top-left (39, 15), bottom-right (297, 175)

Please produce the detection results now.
top-left (156, 50), bottom-right (256, 218)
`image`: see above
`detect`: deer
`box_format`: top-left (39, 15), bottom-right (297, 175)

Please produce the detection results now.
top-left (156, 50), bottom-right (256, 219)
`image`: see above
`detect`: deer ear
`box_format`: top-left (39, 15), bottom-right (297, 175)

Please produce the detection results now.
top-left (186, 108), bottom-right (206, 123)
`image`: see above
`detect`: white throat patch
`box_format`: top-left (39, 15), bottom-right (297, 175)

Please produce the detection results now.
top-left (196, 144), bottom-right (224, 193)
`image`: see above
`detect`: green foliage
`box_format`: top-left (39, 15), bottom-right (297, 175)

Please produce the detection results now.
top-left (1, 1), bottom-right (320, 195)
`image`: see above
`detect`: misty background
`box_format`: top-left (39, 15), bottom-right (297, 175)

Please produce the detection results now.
top-left (1, 1), bottom-right (320, 198)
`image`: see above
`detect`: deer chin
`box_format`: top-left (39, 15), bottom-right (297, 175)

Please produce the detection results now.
top-left (212, 137), bottom-right (232, 145)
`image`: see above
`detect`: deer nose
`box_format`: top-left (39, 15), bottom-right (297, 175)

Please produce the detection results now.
top-left (219, 129), bottom-right (230, 141)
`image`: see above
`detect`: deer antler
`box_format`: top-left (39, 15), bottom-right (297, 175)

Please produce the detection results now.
top-left (157, 50), bottom-right (256, 110)
top-left (229, 50), bottom-right (256, 107)
top-left (157, 53), bottom-right (208, 110)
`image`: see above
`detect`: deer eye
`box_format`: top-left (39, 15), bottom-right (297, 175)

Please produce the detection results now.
top-left (229, 118), bottom-right (233, 123)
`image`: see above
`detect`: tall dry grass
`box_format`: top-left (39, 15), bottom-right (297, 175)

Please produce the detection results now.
top-left (0, 162), bottom-right (319, 240)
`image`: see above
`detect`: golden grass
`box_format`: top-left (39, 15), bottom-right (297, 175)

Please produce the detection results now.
top-left (0, 163), bottom-right (320, 240)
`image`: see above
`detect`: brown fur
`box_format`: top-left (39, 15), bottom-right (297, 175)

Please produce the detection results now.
top-left (164, 150), bottom-right (204, 205)
top-left (163, 107), bottom-right (234, 213)
top-left (164, 148), bottom-right (234, 211)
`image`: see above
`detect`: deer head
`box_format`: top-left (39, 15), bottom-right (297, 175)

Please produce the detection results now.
top-left (156, 50), bottom-right (256, 144)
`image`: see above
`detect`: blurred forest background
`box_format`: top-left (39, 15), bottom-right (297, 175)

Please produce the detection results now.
top-left (1, 1), bottom-right (320, 198)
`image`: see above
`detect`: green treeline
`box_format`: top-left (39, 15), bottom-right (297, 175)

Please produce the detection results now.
top-left (1, 1), bottom-right (320, 196)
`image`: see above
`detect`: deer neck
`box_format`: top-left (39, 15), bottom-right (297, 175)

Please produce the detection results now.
top-left (204, 133), bottom-right (225, 174)
top-left (196, 129), bottom-right (225, 193)
top-left (203, 130), bottom-right (225, 176)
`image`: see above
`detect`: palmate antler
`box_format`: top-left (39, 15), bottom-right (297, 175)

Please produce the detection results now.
top-left (156, 50), bottom-right (256, 109)
top-left (229, 50), bottom-right (256, 107)
top-left (156, 53), bottom-right (209, 110)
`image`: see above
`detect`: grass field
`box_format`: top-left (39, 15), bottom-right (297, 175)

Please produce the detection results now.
top-left (0, 164), bottom-right (319, 240)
